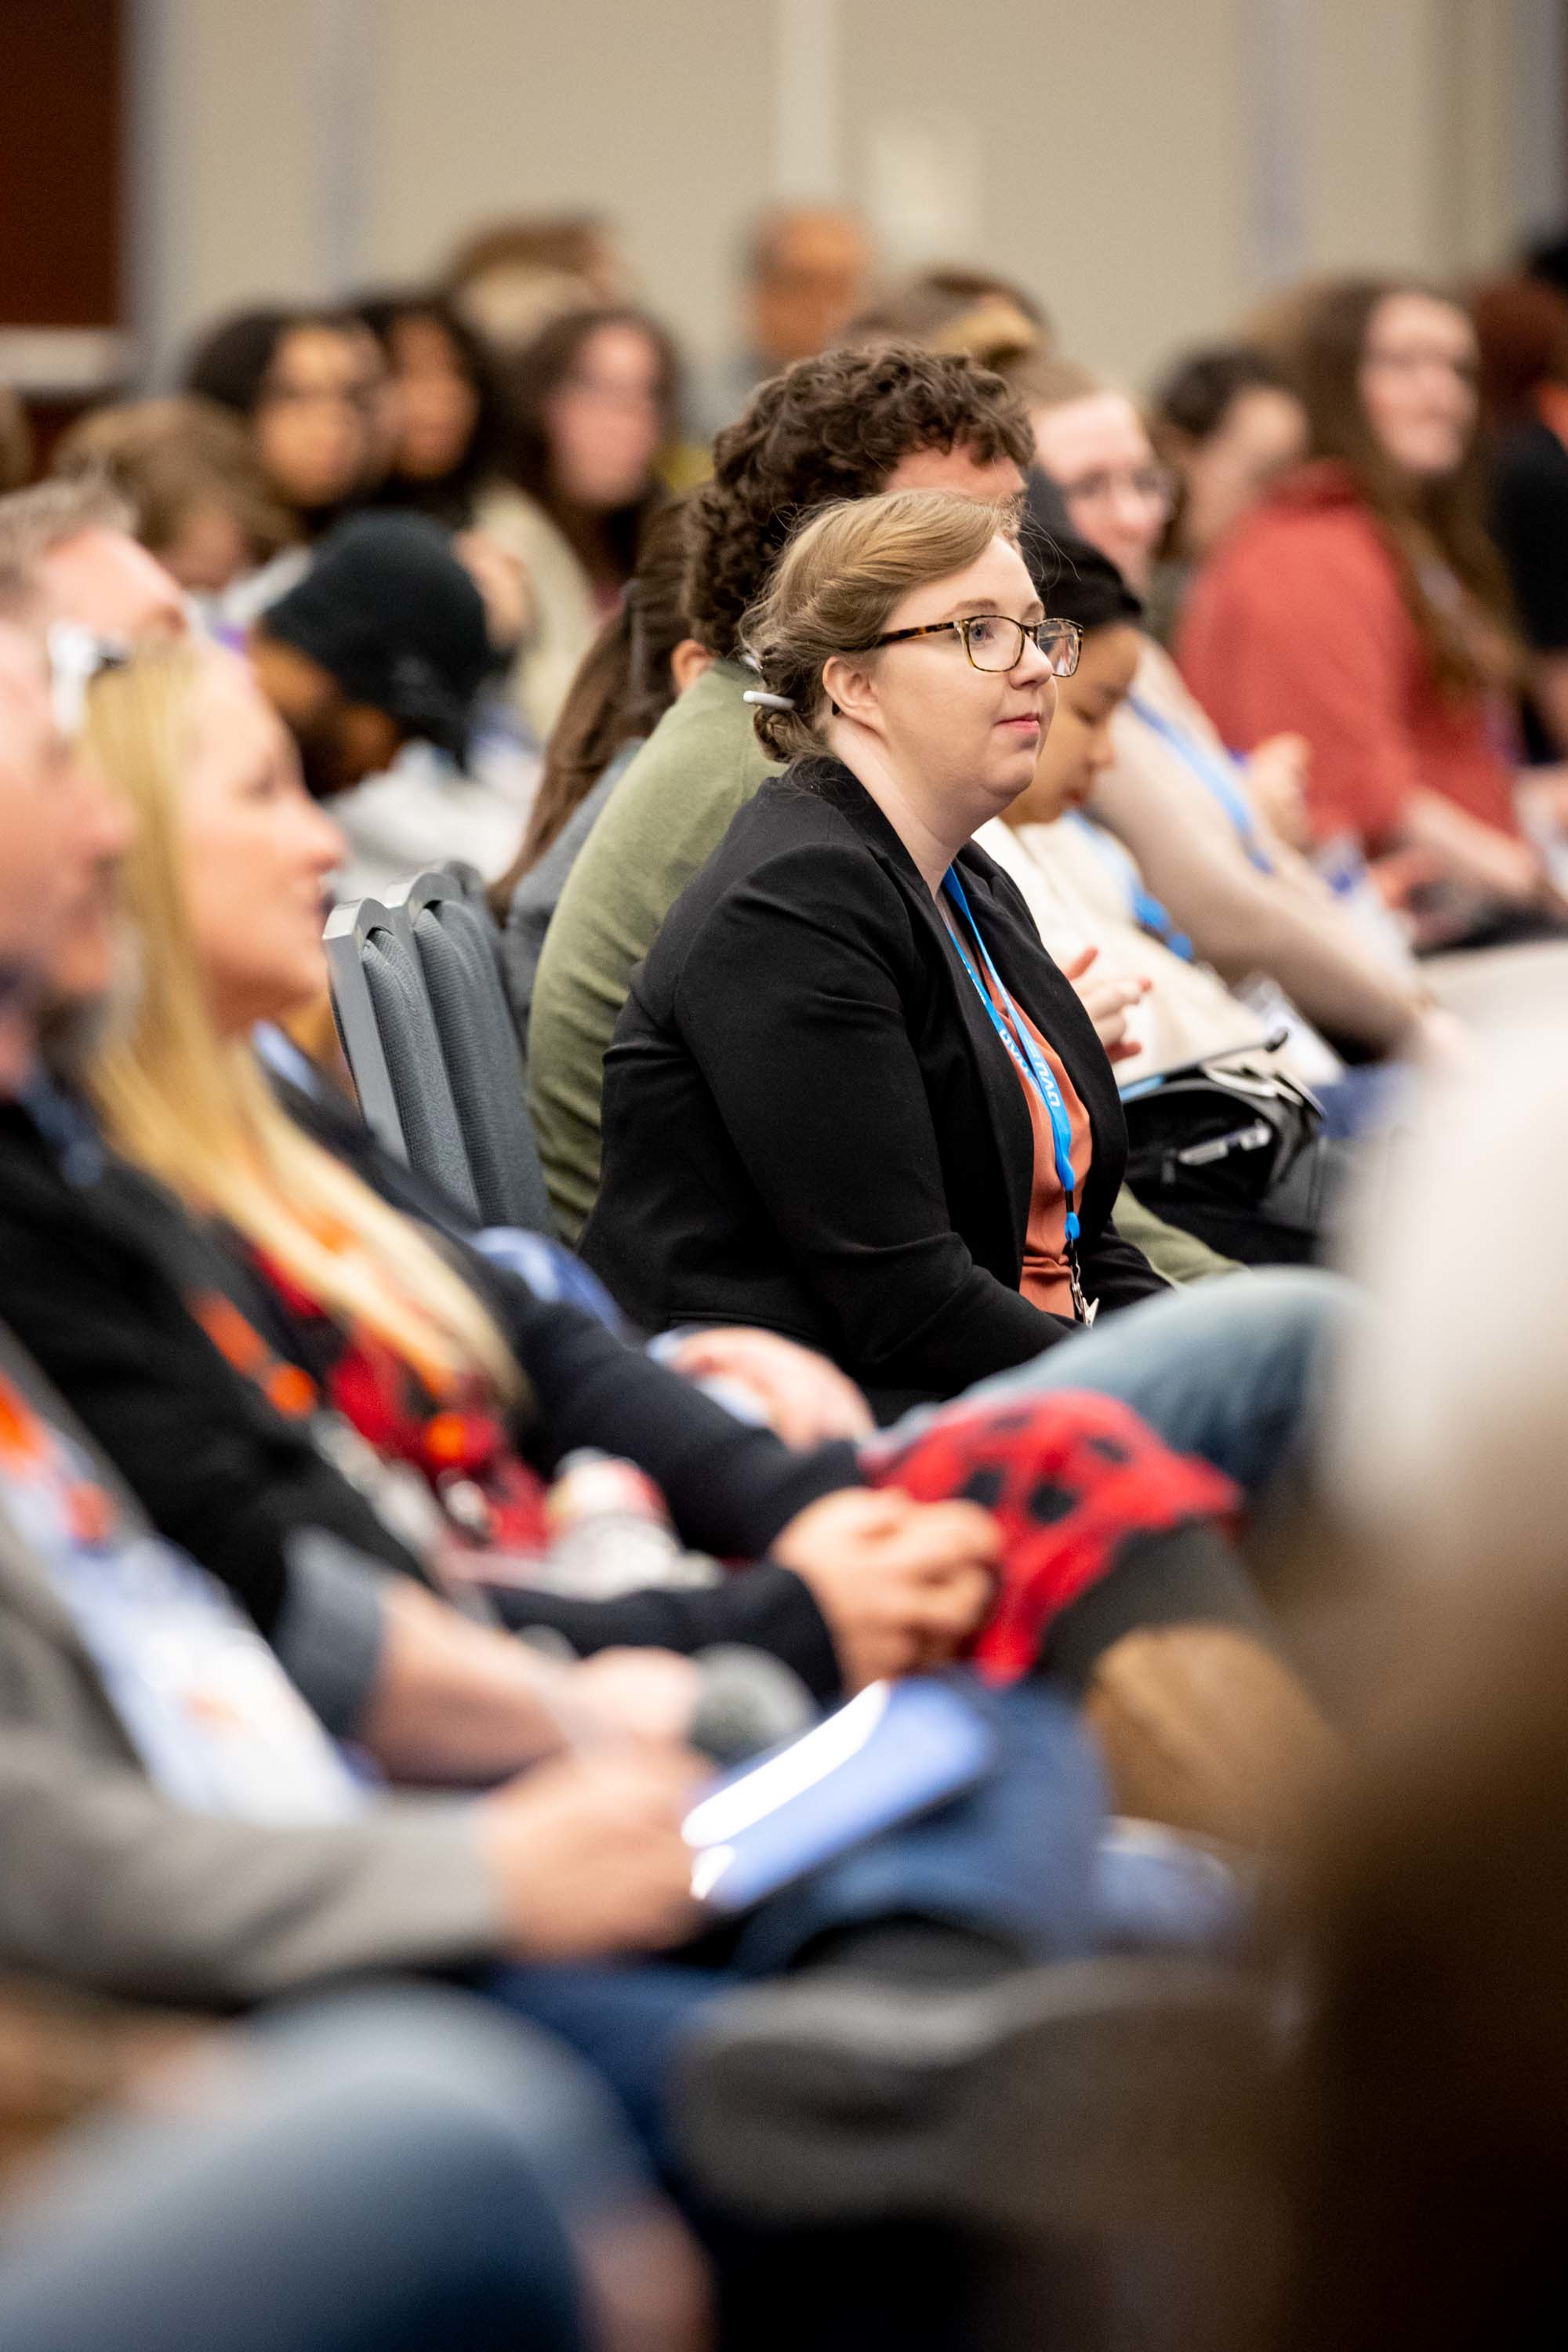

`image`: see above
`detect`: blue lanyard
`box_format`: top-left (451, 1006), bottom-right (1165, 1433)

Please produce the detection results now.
top-left (941, 869), bottom-right (1080, 1249)
top-left (1062, 811), bottom-right (1195, 962)
top-left (1128, 692), bottom-right (1274, 874)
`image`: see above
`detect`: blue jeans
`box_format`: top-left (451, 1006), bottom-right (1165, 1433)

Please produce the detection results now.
top-left (890, 1265), bottom-right (1358, 1501)
top-left (0, 1987), bottom-right (641, 2352)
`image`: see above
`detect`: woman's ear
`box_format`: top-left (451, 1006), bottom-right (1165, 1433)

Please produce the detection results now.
top-left (821, 652), bottom-right (880, 731)
top-left (669, 637), bottom-right (713, 696)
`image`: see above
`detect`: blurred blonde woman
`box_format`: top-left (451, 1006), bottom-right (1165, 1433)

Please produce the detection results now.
top-left (82, 640), bottom-right (521, 1410)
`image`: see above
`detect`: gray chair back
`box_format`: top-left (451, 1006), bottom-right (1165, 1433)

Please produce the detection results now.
top-left (324, 895), bottom-right (482, 1221)
top-left (393, 870), bottom-right (557, 1236)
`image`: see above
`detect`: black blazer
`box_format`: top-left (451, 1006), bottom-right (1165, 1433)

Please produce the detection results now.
top-left (582, 757), bottom-right (1163, 1417)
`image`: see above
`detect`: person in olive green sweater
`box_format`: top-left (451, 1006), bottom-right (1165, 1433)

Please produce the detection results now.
top-left (526, 343), bottom-right (1235, 1283)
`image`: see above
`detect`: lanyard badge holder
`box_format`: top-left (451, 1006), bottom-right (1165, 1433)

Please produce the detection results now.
top-left (942, 869), bottom-right (1097, 1327)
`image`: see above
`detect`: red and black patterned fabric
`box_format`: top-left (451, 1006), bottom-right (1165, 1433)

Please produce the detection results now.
top-left (191, 1258), bottom-right (553, 1556)
top-left (866, 1388), bottom-right (1240, 1682)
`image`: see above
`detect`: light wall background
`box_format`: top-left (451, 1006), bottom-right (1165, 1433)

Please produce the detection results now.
top-left (131, 0), bottom-right (1568, 396)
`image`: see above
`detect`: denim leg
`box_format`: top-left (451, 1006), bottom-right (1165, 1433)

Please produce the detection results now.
top-left (729, 1675), bottom-right (1105, 1976)
top-left (0, 1985), bottom-right (603, 2352)
top-left (878, 1267), bottom-right (1358, 1499)
top-left (484, 1956), bottom-right (734, 2174)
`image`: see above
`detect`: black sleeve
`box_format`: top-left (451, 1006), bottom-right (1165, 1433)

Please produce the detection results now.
top-left (1494, 437), bottom-right (1568, 651)
top-left (280, 1075), bottom-right (867, 1562)
top-left (675, 844), bottom-right (1070, 1396)
top-left (466, 1258), bottom-right (862, 1559)
top-left (0, 1160), bottom-right (426, 1637)
top-left (488, 1561), bottom-right (843, 1703)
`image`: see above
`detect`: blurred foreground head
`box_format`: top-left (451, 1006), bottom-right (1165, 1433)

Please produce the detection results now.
top-left (1236, 985), bottom-right (1568, 2350)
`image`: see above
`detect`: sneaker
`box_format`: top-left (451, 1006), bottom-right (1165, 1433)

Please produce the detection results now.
top-left (673, 1955), bottom-right (1276, 2238)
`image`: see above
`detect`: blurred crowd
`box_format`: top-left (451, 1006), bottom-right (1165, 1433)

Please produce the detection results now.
top-left (2, 195), bottom-right (1568, 2352)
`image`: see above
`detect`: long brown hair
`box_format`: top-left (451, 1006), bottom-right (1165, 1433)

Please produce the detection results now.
top-left (1282, 277), bottom-right (1515, 697)
top-left (505, 304), bottom-right (680, 589)
top-left (488, 496), bottom-right (695, 913)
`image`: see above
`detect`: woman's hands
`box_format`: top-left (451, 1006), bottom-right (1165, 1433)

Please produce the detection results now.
top-left (664, 1326), bottom-right (875, 1446)
top-left (1243, 732), bottom-right (1313, 849)
top-left (1062, 945), bottom-right (1149, 1064)
top-left (770, 1486), bottom-right (1000, 1688)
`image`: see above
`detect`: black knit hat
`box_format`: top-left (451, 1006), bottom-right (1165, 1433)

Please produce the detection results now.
top-left (260, 512), bottom-right (491, 768)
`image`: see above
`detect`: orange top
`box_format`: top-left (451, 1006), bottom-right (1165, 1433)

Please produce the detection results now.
top-left (964, 938), bottom-right (1093, 1318)
top-left (1178, 460), bottom-right (1519, 849)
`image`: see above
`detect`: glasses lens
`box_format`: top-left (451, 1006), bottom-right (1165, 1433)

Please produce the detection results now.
top-left (1037, 621), bottom-right (1081, 678)
top-left (962, 615), bottom-right (1027, 671)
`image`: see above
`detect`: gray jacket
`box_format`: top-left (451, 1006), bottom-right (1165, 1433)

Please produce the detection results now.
top-left (0, 1335), bottom-right (500, 2009)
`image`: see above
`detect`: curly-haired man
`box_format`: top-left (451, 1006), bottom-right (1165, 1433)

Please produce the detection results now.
top-left (527, 343), bottom-right (1033, 1240)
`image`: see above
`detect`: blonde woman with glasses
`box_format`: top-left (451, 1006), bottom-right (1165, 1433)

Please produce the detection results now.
top-left (583, 488), bottom-right (1172, 1419)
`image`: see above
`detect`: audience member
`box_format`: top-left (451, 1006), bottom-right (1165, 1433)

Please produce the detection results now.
top-left (1145, 343), bottom-right (1307, 642)
top-left (1179, 276), bottom-right (1566, 946)
top-left (526, 343), bottom-right (1033, 1239)
top-left (1029, 361), bottom-right (1431, 1050)
top-left (480, 305), bottom-right (679, 740)
top-left (443, 214), bottom-right (634, 351)
top-left (1470, 272), bottom-right (1568, 766)
top-left (355, 287), bottom-right (514, 530)
top-left (182, 305), bottom-right (387, 547)
top-left (583, 489), bottom-right (1163, 1402)
top-left (248, 510), bottom-right (492, 797)
top-left (52, 396), bottom-right (296, 601)
top-left (701, 204), bottom-right (876, 432)
top-left (492, 497), bottom-right (705, 1036)
top-left (982, 532), bottom-right (1360, 1261)
top-left (0, 476), bottom-right (188, 641)
top-left (978, 532), bottom-right (1294, 1083)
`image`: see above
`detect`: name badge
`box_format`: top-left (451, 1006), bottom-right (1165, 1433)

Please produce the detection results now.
top-left (51, 1537), bottom-right (370, 1824)
top-left (0, 1388), bottom-right (367, 1825)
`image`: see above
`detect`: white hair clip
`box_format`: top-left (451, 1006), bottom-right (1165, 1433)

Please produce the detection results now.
top-left (741, 688), bottom-right (796, 712)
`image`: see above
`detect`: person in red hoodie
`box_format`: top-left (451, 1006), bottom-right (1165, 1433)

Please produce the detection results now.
top-left (1178, 276), bottom-right (1568, 948)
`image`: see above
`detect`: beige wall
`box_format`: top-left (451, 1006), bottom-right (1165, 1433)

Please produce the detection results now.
top-left (134, 0), bottom-right (1564, 393)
